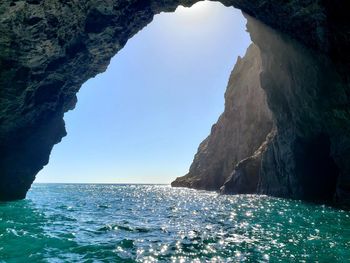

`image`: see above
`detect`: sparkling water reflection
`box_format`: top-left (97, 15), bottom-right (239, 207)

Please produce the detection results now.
top-left (0, 184), bottom-right (349, 262)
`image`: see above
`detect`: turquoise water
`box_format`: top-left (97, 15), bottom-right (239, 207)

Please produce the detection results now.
top-left (0, 184), bottom-right (350, 262)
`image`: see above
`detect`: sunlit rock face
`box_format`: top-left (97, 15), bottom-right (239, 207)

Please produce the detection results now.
top-left (188, 14), bottom-right (350, 204)
top-left (0, 0), bottom-right (349, 202)
top-left (171, 44), bottom-right (273, 190)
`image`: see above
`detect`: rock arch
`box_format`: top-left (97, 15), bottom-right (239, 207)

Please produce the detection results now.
top-left (0, 1), bottom-right (349, 205)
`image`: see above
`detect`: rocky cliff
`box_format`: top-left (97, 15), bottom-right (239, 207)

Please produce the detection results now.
top-left (248, 15), bottom-right (350, 204)
top-left (0, 0), bottom-right (349, 205)
top-left (220, 128), bottom-right (276, 195)
top-left (178, 14), bottom-right (350, 205)
top-left (171, 44), bottom-right (273, 191)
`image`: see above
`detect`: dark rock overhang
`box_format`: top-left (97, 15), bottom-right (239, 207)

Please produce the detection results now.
top-left (0, 1), bottom-right (349, 203)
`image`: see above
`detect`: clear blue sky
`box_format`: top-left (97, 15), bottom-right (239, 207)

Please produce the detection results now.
top-left (36, 1), bottom-right (251, 184)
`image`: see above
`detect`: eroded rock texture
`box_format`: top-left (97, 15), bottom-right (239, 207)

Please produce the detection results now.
top-left (220, 128), bottom-right (276, 195)
top-left (247, 15), bottom-right (350, 204)
top-left (179, 14), bottom-right (350, 205)
top-left (0, 0), bottom-right (349, 203)
top-left (0, 0), bottom-right (181, 200)
top-left (171, 44), bottom-right (273, 190)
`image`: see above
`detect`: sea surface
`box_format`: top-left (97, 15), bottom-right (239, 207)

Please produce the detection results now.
top-left (0, 184), bottom-right (350, 262)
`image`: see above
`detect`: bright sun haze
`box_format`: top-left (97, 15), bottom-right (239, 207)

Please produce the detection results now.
top-left (35, 1), bottom-right (251, 184)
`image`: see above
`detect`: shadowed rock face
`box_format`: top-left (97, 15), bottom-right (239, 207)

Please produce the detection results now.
top-left (171, 44), bottom-right (273, 190)
top-left (0, 0), bottom-right (349, 203)
top-left (220, 128), bottom-right (276, 195)
top-left (247, 15), bottom-right (349, 203)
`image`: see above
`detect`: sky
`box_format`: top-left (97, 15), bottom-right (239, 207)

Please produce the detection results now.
top-left (36, 1), bottom-right (251, 184)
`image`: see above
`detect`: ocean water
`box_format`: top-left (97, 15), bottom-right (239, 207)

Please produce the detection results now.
top-left (0, 184), bottom-right (350, 262)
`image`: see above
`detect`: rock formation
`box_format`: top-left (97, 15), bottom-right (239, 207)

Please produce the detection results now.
top-left (220, 128), bottom-right (276, 195)
top-left (0, 1), bottom-right (349, 205)
top-left (171, 44), bottom-right (273, 190)
top-left (248, 15), bottom-right (350, 203)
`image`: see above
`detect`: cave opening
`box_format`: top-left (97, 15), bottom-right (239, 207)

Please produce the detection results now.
top-left (35, 1), bottom-right (251, 184)
top-left (294, 134), bottom-right (340, 201)
top-left (0, 0), bottom-right (348, 206)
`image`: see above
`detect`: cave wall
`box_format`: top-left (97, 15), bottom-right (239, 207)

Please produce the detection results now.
top-left (247, 15), bottom-right (350, 203)
top-left (0, 0), bottom-right (181, 200)
top-left (0, 0), bottom-right (349, 203)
